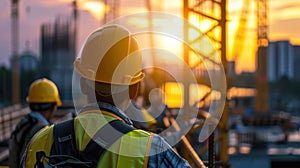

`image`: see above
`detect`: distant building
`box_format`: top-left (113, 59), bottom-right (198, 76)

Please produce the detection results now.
top-left (293, 45), bottom-right (300, 81)
top-left (268, 41), bottom-right (300, 111)
top-left (268, 41), bottom-right (294, 82)
top-left (19, 51), bottom-right (38, 72)
top-left (19, 50), bottom-right (38, 103)
top-left (227, 61), bottom-right (236, 78)
top-left (40, 17), bottom-right (76, 102)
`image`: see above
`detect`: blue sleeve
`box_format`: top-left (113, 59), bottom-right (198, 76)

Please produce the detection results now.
top-left (147, 134), bottom-right (191, 168)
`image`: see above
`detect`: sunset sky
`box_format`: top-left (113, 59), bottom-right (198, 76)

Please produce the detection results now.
top-left (0, 0), bottom-right (299, 74)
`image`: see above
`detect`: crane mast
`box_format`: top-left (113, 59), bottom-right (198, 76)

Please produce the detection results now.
top-left (231, 0), bottom-right (250, 62)
top-left (11, 0), bottom-right (20, 104)
top-left (255, 0), bottom-right (269, 113)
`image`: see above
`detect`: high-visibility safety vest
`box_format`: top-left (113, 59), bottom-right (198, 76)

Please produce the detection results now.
top-left (23, 110), bottom-right (153, 168)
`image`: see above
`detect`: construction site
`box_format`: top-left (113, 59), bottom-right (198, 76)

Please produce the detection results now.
top-left (1, 0), bottom-right (300, 167)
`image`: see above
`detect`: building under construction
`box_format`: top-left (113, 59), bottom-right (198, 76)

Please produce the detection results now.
top-left (40, 17), bottom-right (76, 102)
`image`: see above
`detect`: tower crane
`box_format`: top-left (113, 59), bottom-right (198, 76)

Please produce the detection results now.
top-left (231, 0), bottom-right (269, 113)
top-left (231, 0), bottom-right (250, 64)
top-left (255, 0), bottom-right (269, 113)
top-left (11, 0), bottom-right (20, 104)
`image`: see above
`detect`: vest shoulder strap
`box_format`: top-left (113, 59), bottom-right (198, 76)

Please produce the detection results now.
top-left (48, 117), bottom-right (135, 167)
top-left (80, 119), bottom-right (135, 163)
top-left (52, 119), bottom-right (77, 155)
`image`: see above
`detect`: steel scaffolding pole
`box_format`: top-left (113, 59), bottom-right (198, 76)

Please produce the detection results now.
top-left (183, 0), bottom-right (229, 167)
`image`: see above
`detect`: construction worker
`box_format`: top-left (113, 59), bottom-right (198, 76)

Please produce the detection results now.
top-left (21, 25), bottom-right (191, 167)
top-left (9, 78), bottom-right (61, 168)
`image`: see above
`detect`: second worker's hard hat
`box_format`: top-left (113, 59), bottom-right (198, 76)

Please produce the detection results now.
top-left (74, 24), bottom-right (145, 85)
top-left (26, 78), bottom-right (62, 106)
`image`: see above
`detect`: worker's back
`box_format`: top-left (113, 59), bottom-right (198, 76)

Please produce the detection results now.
top-left (9, 113), bottom-right (45, 168)
top-left (22, 103), bottom-right (191, 168)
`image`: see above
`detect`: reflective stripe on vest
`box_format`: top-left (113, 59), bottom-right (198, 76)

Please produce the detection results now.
top-left (24, 110), bottom-right (153, 168)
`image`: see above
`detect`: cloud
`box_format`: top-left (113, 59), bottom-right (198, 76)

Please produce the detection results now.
top-left (270, 18), bottom-right (300, 44)
top-left (271, 1), bottom-right (300, 11)
top-left (273, 4), bottom-right (297, 11)
top-left (270, 0), bottom-right (300, 21)
top-left (271, 18), bottom-right (300, 34)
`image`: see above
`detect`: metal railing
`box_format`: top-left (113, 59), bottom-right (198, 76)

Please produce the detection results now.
top-left (0, 104), bottom-right (30, 142)
top-left (0, 104), bottom-right (73, 163)
top-left (0, 104), bottom-right (30, 162)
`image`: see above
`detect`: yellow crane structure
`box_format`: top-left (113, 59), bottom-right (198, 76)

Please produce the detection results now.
top-left (230, 0), bottom-right (269, 113)
top-left (255, 0), bottom-right (269, 113)
top-left (183, 0), bottom-right (229, 167)
top-left (182, 0), bottom-right (269, 166)
top-left (231, 0), bottom-right (250, 63)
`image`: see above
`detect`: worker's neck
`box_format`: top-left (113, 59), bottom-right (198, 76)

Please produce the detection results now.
top-left (89, 98), bottom-right (131, 112)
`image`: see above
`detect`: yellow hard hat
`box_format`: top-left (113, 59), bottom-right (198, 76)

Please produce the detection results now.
top-left (74, 24), bottom-right (144, 85)
top-left (26, 78), bottom-right (62, 106)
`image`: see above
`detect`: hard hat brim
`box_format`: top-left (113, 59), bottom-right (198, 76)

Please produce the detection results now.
top-left (74, 59), bottom-right (145, 85)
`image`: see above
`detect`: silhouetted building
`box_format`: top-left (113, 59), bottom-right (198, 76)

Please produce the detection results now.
top-left (268, 41), bottom-right (294, 82)
top-left (293, 45), bottom-right (300, 81)
top-left (19, 50), bottom-right (38, 103)
top-left (227, 61), bottom-right (236, 78)
top-left (40, 17), bottom-right (76, 102)
top-left (19, 51), bottom-right (38, 72)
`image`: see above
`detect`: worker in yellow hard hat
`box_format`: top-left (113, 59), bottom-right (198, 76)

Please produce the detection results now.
top-left (21, 24), bottom-right (191, 168)
top-left (9, 78), bottom-right (61, 168)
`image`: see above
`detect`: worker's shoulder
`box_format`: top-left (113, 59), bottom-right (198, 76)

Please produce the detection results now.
top-left (149, 133), bottom-right (172, 151)
top-left (15, 113), bottom-right (36, 128)
top-left (30, 124), bottom-right (54, 143)
top-left (11, 113), bottom-right (43, 140)
top-left (132, 128), bottom-right (151, 136)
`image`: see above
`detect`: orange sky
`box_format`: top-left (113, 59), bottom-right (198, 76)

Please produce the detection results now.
top-left (76, 0), bottom-right (300, 74)
top-left (1, 0), bottom-right (299, 74)
top-left (228, 0), bottom-right (300, 73)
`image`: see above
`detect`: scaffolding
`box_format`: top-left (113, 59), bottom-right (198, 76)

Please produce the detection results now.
top-left (183, 0), bottom-right (229, 167)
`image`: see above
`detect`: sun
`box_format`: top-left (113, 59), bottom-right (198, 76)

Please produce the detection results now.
top-left (78, 1), bottom-right (107, 20)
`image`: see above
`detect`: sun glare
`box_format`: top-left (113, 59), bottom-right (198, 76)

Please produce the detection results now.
top-left (78, 0), bottom-right (265, 74)
top-left (79, 1), bottom-right (107, 20)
